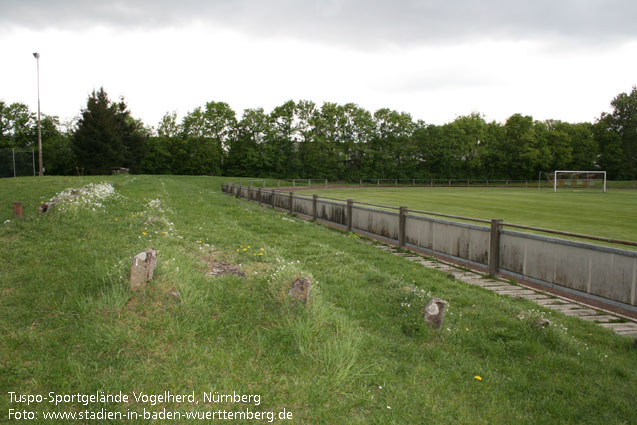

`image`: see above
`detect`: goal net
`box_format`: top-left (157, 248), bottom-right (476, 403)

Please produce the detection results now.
top-left (548, 170), bottom-right (607, 192)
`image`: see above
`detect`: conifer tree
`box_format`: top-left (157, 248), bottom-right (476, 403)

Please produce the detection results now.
top-left (72, 88), bottom-right (144, 173)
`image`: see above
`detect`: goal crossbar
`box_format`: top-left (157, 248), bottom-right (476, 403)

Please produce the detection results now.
top-left (553, 170), bottom-right (606, 192)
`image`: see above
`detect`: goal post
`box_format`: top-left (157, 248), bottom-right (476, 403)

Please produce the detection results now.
top-left (553, 170), bottom-right (606, 192)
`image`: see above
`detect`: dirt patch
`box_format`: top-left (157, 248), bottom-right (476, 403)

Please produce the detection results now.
top-left (206, 262), bottom-right (245, 277)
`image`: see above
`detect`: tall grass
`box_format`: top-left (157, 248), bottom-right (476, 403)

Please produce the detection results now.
top-left (1, 175), bottom-right (635, 424)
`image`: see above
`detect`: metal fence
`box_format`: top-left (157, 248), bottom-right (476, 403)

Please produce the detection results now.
top-left (223, 182), bottom-right (637, 311)
top-left (235, 178), bottom-right (637, 190)
top-left (0, 149), bottom-right (35, 178)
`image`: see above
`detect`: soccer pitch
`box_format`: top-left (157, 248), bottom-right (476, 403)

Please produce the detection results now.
top-left (295, 187), bottom-right (637, 243)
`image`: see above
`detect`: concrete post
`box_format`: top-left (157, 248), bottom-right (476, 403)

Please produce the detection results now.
top-left (248, 181), bottom-right (253, 200)
top-left (399, 206), bottom-right (408, 248)
top-left (289, 192), bottom-right (294, 214)
top-left (489, 219), bottom-right (503, 277)
top-left (257, 187), bottom-right (262, 206)
top-left (347, 199), bottom-right (353, 231)
top-left (237, 183), bottom-right (242, 198)
top-left (312, 194), bottom-right (318, 221)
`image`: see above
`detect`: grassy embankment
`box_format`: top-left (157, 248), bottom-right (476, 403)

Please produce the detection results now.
top-left (1, 175), bottom-right (635, 424)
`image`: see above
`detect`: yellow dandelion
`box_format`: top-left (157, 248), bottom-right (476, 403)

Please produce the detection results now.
top-left (253, 254), bottom-right (257, 256)
top-left (240, 245), bottom-right (243, 248)
top-left (248, 245), bottom-right (251, 248)
top-left (243, 248), bottom-right (247, 252)
top-left (258, 253), bottom-right (263, 256)
top-left (474, 376), bottom-right (482, 381)
top-left (142, 232), bottom-right (147, 236)
top-left (260, 248), bottom-right (265, 251)
top-left (236, 249), bottom-right (240, 252)
top-left (162, 232), bottom-right (167, 235)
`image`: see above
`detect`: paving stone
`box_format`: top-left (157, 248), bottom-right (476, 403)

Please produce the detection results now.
top-left (496, 289), bottom-right (537, 297)
top-left (535, 298), bottom-right (567, 306)
top-left (544, 303), bottom-right (581, 311)
top-left (561, 308), bottom-right (599, 317)
top-left (433, 266), bottom-right (457, 272)
top-left (466, 280), bottom-right (504, 288)
top-left (483, 285), bottom-right (519, 292)
top-left (516, 294), bottom-right (552, 301)
top-left (457, 273), bottom-right (481, 280)
top-left (615, 329), bottom-right (637, 337)
top-left (578, 315), bottom-right (621, 323)
top-left (459, 275), bottom-right (487, 281)
top-left (600, 323), bottom-right (637, 332)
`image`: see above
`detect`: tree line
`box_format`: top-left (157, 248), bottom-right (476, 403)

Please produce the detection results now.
top-left (1, 86), bottom-right (636, 180)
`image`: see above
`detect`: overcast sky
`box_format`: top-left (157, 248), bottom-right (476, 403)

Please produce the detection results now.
top-left (1, 0), bottom-right (636, 128)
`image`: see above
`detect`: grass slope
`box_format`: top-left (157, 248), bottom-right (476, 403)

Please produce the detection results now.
top-left (296, 187), bottom-right (637, 243)
top-left (1, 176), bottom-right (636, 424)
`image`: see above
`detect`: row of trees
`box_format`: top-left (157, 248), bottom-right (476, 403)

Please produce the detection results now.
top-left (1, 87), bottom-right (636, 180)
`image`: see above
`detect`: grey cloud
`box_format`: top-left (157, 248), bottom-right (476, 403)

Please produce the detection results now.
top-left (2, 0), bottom-right (636, 47)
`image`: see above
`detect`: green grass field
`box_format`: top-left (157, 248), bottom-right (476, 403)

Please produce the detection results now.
top-left (295, 187), bottom-right (637, 243)
top-left (1, 176), bottom-right (636, 424)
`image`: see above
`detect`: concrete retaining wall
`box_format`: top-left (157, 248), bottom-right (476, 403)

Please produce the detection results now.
top-left (406, 216), bottom-right (490, 267)
top-left (500, 230), bottom-right (637, 306)
top-left (222, 183), bottom-right (636, 309)
top-left (352, 206), bottom-right (399, 240)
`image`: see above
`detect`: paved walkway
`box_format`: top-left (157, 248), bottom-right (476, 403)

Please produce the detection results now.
top-left (373, 244), bottom-right (637, 338)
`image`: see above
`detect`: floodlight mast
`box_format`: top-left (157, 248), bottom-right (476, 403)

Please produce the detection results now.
top-left (33, 52), bottom-right (43, 176)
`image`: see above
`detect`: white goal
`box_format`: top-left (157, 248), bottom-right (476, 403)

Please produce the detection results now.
top-left (552, 170), bottom-right (606, 192)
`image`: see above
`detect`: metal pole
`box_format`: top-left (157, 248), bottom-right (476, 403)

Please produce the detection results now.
top-left (33, 53), bottom-right (43, 176)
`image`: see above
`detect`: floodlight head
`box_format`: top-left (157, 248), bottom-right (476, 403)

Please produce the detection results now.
top-left (33, 52), bottom-right (40, 59)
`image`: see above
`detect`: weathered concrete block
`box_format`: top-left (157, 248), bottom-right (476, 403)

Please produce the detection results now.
top-left (288, 277), bottom-right (312, 304)
top-left (130, 249), bottom-right (157, 290)
top-left (423, 297), bottom-right (447, 329)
